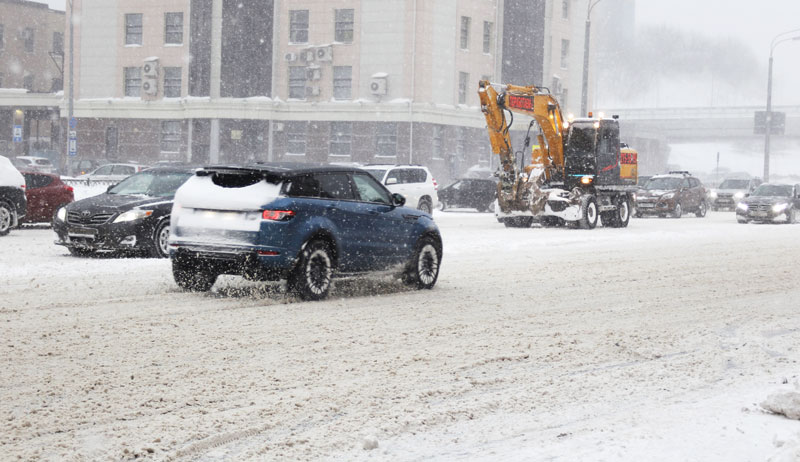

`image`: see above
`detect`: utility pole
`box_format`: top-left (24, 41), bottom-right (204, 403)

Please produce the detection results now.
top-left (66, 0), bottom-right (74, 176)
top-left (580, 0), bottom-right (603, 117)
top-left (763, 30), bottom-right (800, 183)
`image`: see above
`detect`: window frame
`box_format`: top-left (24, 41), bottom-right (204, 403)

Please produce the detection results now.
top-left (0, 24), bottom-right (4, 50)
top-left (164, 12), bottom-right (184, 45)
top-left (352, 172), bottom-right (392, 205)
top-left (288, 66), bottom-right (307, 99)
top-left (432, 125), bottom-right (444, 160)
top-left (375, 122), bottom-right (398, 158)
top-left (333, 66), bottom-right (352, 100)
top-left (22, 27), bottom-right (34, 53)
top-left (483, 21), bottom-right (493, 54)
top-left (560, 39), bottom-right (570, 69)
top-left (160, 120), bottom-right (182, 153)
top-left (163, 67), bottom-right (182, 98)
top-left (125, 13), bottom-right (143, 45)
top-left (562, 0), bottom-right (569, 19)
top-left (315, 172), bottom-right (356, 200)
top-left (289, 10), bottom-right (309, 44)
top-left (329, 121), bottom-right (353, 158)
top-left (460, 16), bottom-right (471, 50)
top-left (124, 67), bottom-right (142, 97)
top-left (458, 71), bottom-right (469, 104)
top-left (334, 9), bottom-right (354, 43)
top-left (285, 121), bottom-right (307, 156)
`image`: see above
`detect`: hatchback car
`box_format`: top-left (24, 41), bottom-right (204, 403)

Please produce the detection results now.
top-left (21, 172), bottom-right (74, 224)
top-left (736, 183), bottom-right (800, 224)
top-left (169, 163), bottom-right (443, 300)
top-left (53, 166), bottom-right (194, 257)
top-left (438, 178), bottom-right (497, 212)
top-left (361, 164), bottom-right (439, 214)
top-left (634, 171), bottom-right (707, 218)
top-left (78, 163), bottom-right (148, 183)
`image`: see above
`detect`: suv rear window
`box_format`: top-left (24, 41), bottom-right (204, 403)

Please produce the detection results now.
top-left (389, 168), bottom-right (427, 184)
top-left (285, 173), bottom-right (355, 200)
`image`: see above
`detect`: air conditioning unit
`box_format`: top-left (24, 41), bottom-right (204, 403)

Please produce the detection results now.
top-left (306, 86), bottom-right (321, 97)
top-left (143, 58), bottom-right (159, 79)
top-left (316, 46), bottom-right (333, 62)
top-left (142, 79), bottom-right (157, 95)
top-left (284, 52), bottom-right (297, 62)
top-left (306, 67), bottom-right (321, 81)
top-left (301, 49), bottom-right (315, 62)
top-left (370, 77), bottom-right (387, 95)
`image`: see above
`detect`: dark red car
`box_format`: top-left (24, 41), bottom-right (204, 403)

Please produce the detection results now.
top-left (21, 172), bottom-right (74, 223)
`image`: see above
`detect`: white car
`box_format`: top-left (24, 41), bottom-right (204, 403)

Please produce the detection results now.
top-left (0, 155), bottom-right (27, 235)
top-left (362, 164), bottom-right (439, 214)
top-left (13, 156), bottom-right (58, 175)
top-left (78, 163), bottom-right (148, 183)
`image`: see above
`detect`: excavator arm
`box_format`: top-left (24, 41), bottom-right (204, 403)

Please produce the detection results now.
top-left (478, 80), bottom-right (567, 213)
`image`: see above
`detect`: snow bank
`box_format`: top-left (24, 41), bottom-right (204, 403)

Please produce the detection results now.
top-left (762, 391), bottom-right (800, 420)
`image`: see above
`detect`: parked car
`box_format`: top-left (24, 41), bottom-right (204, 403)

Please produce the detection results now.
top-left (0, 155), bottom-right (27, 235)
top-left (361, 164), bottom-right (439, 214)
top-left (78, 163), bottom-right (148, 183)
top-left (13, 156), bottom-right (58, 175)
top-left (736, 183), bottom-right (800, 224)
top-left (20, 172), bottom-right (74, 224)
top-left (438, 178), bottom-right (497, 212)
top-left (708, 177), bottom-right (761, 211)
top-left (634, 171), bottom-right (707, 218)
top-left (53, 166), bottom-right (195, 257)
top-left (68, 158), bottom-right (107, 176)
top-left (169, 163), bottom-right (443, 300)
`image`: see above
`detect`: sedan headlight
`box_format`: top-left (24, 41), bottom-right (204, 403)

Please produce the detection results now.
top-left (661, 192), bottom-right (675, 200)
top-left (113, 209), bottom-right (153, 223)
top-left (734, 191), bottom-right (745, 200)
top-left (708, 190), bottom-right (717, 199)
top-left (772, 203), bottom-right (789, 213)
top-left (56, 207), bottom-right (67, 222)
top-left (737, 202), bottom-right (748, 211)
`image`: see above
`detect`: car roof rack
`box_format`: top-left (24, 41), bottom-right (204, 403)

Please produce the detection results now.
top-left (667, 170), bottom-right (691, 175)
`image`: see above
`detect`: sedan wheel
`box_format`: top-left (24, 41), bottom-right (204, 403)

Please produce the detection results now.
top-left (151, 220), bottom-right (171, 258)
top-left (0, 203), bottom-right (12, 236)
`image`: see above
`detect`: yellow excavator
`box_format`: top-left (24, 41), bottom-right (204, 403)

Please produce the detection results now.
top-left (478, 80), bottom-right (637, 228)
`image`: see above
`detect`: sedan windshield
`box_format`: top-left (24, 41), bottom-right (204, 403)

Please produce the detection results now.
top-left (644, 177), bottom-right (682, 190)
top-left (719, 179), bottom-right (750, 189)
top-left (751, 184), bottom-right (792, 197)
top-left (108, 171), bottom-right (192, 197)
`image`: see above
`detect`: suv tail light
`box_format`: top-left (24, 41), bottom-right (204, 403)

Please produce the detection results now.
top-left (432, 178), bottom-right (438, 191)
top-left (262, 210), bottom-right (295, 221)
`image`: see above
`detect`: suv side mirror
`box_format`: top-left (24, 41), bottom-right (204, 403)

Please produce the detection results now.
top-left (386, 177), bottom-right (398, 185)
top-left (391, 193), bottom-right (405, 207)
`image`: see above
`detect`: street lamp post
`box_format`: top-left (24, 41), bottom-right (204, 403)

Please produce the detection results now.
top-left (763, 30), bottom-right (800, 183)
top-left (580, 0), bottom-right (603, 117)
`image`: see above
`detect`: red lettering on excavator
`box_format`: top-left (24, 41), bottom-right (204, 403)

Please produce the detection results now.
top-left (507, 95), bottom-right (533, 110)
top-left (620, 151), bottom-right (637, 164)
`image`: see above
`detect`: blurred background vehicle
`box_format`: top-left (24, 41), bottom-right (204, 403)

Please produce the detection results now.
top-left (20, 172), bottom-right (74, 224)
top-left (362, 164), bottom-right (439, 214)
top-left (437, 178), bottom-right (497, 212)
top-left (0, 155), bottom-right (27, 235)
top-left (736, 183), bottom-right (800, 224)
top-left (708, 177), bottom-right (762, 211)
top-left (77, 163), bottom-right (148, 183)
top-left (13, 156), bottom-right (58, 175)
top-left (68, 159), bottom-right (107, 177)
top-left (634, 171), bottom-right (707, 218)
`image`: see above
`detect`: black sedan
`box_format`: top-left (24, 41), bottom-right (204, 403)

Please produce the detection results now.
top-left (437, 178), bottom-right (497, 212)
top-left (53, 166), bottom-right (194, 257)
top-left (736, 183), bottom-right (800, 224)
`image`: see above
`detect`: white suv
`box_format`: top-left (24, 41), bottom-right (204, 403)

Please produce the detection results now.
top-left (362, 165), bottom-right (439, 214)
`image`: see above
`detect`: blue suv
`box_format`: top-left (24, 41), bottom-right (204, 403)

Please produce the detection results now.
top-left (169, 164), bottom-right (443, 300)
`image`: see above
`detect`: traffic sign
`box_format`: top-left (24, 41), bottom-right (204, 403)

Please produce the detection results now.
top-left (69, 117), bottom-right (77, 129)
top-left (68, 131), bottom-right (77, 157)
top-left (12, 125), bottom-right (22, 143)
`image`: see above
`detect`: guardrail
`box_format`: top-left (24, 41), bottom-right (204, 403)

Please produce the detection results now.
top-left (62, 179), bottom-right (119, 187)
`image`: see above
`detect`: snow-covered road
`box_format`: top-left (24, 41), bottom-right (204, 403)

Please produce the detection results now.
top-left (2, 212), bottom-right (800, 461)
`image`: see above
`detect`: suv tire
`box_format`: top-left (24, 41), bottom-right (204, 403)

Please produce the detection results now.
top-left (672, 202), bottom-right (682, 218)
top-left (695, 201), bottom-right (707, 218)
top-left (403, 236), bottom-right (441, 290)
top-left (0, 202), bottom-right (13, 236)
top-left (417, 198), bottom-right (433, 214)
top-left (289, 239), bottom-right (333, 301)
top-left (173, 257), bottom-right (217, 292)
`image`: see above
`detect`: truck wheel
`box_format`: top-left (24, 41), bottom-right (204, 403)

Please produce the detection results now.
top-left (671, 202), bottom-right (682, 218)
top-left (578, 196), bottom-right (598, 229)
top-left (0, 202), bottom-right (13, 236)
top-left (615, 196), bottom-right (631, 227)
top-left (288, 239), bottom-right (334, 301)
top-left (173, 258), bottom-right (217, 292)
top-left (695, 201), bottom-right (707, 218)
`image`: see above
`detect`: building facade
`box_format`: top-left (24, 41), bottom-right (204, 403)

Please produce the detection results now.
top-left (65, 0), bottom-right (594, 183)
top-left (0, 0), bottom-right (64, 159)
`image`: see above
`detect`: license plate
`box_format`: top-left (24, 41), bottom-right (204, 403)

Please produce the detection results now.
top-left (638, 203), bottom-right (654, 208)
top-left (68, 227), bottom-right (97, 238)
top-left (752, 212), bottom-right (768, 218)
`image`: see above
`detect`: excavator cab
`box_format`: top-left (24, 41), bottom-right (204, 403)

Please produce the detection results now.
top-left (563, 118), bottom-right (622, 188)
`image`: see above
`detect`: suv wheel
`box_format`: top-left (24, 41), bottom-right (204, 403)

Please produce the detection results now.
top-left (417, 198), bottom-right (433, 214)
top-left (672, 202), bottom-right (682, 218)
top-left (695, 201), bottom-right (707, 218)
top-left (289, 239), bottom-right (333, 301)
top-left (403, 236), bottom-right (441, 289)
top-left (0, 202), bottom-right (13, 236)
top-left (150, 220), bottom-right (171, 258)
top-left (173, 257), bottom-right (217, 292)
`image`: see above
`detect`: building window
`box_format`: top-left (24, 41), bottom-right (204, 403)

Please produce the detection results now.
top-left (561, 39), bottom-right (570, 69)
top-left (288, 66), bottom-right (306, 99)
top-left (376, 123), bottom-right (398, 157)
top-left (562, 0), bottom-right (569, 19)
top-left (483, 21), bottom-right (493, 54)
top-left (285, 122), bottom-right (307, 156)
top-left (460, 16), bottom-right (470, 50)
top-left (161, 121), bottom-right (181, 153)
top-left (0, 25), bottom-right (4, 50)
top-left (124, 67), bottom-right (142, 97)
top-left (52, 32), bottom-right (63, 55)
top-left (432, 125), bottom-right (443, 159)
top-left (330, 122), bottom-right (352, 157)
top-left (333, 66), bottom-right (352, 100)
top-left (23, 74), bottom-right (34, 91)
top-left (560, 88), bottom-right (568, 108)
top-left (165, 12), bottom-right (183, 44)
top-left (22, 28), bottom-right (34, 53)
top-left (335, 9), bottom-right (354, 43)
top-left (125, 14), bottom-right (143, 45)
top-left (0, 73), bottom-right (4, 87)
top-left (289, 10), bottom-right (309, 43)
top-left (163, 67), bottom-right (181, 97)
top-left (458, 72), bottom-right (469, 104)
